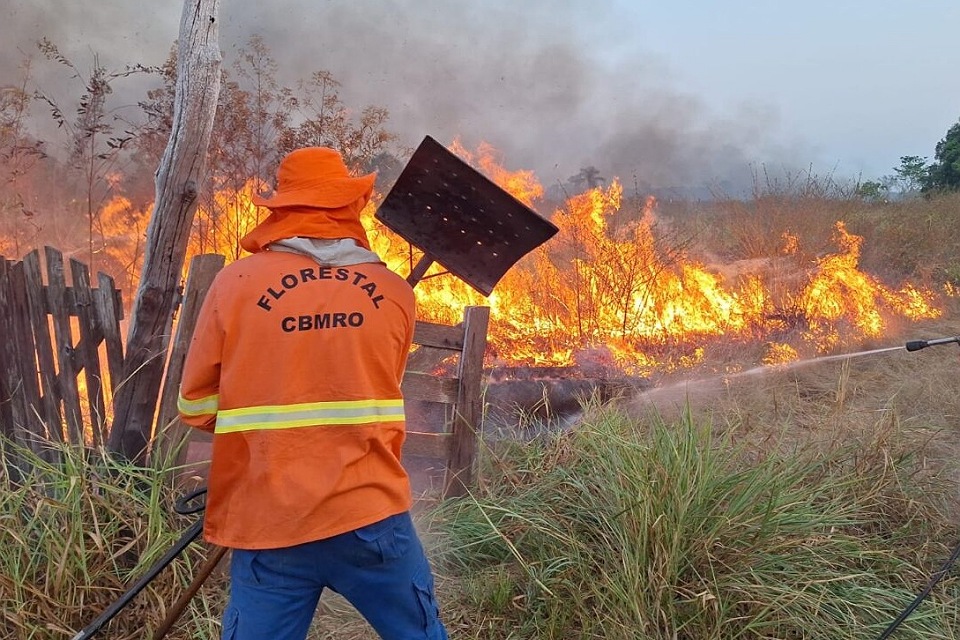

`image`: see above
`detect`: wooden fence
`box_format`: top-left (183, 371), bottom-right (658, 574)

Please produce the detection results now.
top-left (0, 248), bottom-right (487, 497)
top-left (0, 247), bottom-right (124, 460)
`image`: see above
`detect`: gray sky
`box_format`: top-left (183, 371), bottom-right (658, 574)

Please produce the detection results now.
top-left (3, 0), bottom-right (958, 195)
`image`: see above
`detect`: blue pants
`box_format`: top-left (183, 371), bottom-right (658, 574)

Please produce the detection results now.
top-left (221, 512), bottom-right (448, 640)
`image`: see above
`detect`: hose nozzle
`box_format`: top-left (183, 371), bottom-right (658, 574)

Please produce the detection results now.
top-left (905, 336), bottom-right (960, 352)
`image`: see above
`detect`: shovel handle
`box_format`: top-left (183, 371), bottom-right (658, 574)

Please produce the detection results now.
top-left (407, 254), bottom-right (434, 288)
top-left (152, 545), bottom-right (230, 640)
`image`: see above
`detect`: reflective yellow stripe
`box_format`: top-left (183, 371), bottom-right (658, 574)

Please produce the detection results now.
top-left (214, 399), bottom-right (405, 434)
top-left (178, 392), bottom-right (220, 416)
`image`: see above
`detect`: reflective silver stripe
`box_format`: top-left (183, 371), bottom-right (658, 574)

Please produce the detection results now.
top-left (214, 399), bottom-right (405, 434)
top-left (178, 392), bottom-right (220, 416)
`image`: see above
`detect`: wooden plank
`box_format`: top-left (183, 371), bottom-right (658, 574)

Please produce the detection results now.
top-left (0, 257), bottom-right (27, 479)
top-left (36, 281), bottom-right (123, 376)
top-left (154, 254), bottom-right (225, 465)
top-left (402, 432), bottom-right (451, 459)
top-left (3, 259), bottom-right (46, 456)
top-left (405, 345), bottom-right (453, 376)
top-left (400, 372), bottom-right (460, 404)
top-left (0, 258), bottom-right (19, 444)
top-left (71, 258), bottom-right (107, 446)
top-left (95, 271), bottom-right (124, 395)
top-left (412, 320), bottom-right (464, 350)
top-left (42, 286), bottom-right (76, 315)
top-left (45, 247), bottom-right (83, 444)
top-left (21, 250), bottom-right (64, 441)
top-left (34, 285), bottom-right (124, 322)
top-left (112, 287), bottom-right (124, 320)
top-left (444, 305), bottom-right (490, 498)
top-left (9, 259), bottom-right (45, 450)
top-left (406, 321), bottom-right (465, 375)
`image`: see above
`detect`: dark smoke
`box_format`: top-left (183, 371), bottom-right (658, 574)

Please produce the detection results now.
top-left (1, 0), bottom-right (801, 195)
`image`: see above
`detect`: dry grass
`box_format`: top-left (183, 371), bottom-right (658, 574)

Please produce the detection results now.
top-left (629, 314), bottom-right (960, 473)
top-left (662, 189), bottom-right (960, 291)
top-left (427, 400), bottom-right (960, 639)
top-left (0, 443), bottom-right (228, 639)
top-left (423, 282), bottom-right (960, 638)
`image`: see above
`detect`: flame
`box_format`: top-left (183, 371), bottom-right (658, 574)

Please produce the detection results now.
top-left (71, 143), bottom-right (946, 375)
top-left (366, 144), bottom-right (942, 373)
top-left (186, 178), bottom-right (264, 261)
top-left (95, 193), bottom-right (148, 294)
top-left (794, 222), bottom-right (940, 352)
top-left (449, 139), bottom-right (544, 207)
top-left (762, 342), bottom-right (799, 365)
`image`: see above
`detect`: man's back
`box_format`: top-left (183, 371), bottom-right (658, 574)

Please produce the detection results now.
top-left (179, 250), bottom-right (417, 549)
top-left (177, 146), bottom-right (448, 639)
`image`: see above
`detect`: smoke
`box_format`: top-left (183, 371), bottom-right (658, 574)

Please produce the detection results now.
top-left (1, 0), bottom-right (802, 194)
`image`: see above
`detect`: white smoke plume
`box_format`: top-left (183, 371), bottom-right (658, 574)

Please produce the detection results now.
top-left (1, 0), bottom-right (805, 195)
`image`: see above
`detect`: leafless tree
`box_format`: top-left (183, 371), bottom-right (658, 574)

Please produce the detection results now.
top-left (108, 0), bottom-right (222, 462)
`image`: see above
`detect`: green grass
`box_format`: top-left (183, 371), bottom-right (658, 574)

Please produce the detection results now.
top-left (4, 396), bottom-right (959, 639)
top-left (426, 404), bottom-right (960, 639)
top-left (0, 440), bottom-right (226, 640)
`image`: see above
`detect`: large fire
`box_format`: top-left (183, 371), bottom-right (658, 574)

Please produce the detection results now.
top-left (90, 142), bottom-right (943, 375)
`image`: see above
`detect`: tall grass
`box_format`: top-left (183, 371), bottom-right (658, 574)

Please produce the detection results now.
top-left (428, 404), bottom-right (960, 639)
top-left (0, 439), bottom-right (226, 640)
top-left (659, 186), bottom-right (960, 291)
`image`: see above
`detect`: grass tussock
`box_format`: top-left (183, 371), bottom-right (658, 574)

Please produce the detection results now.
top-left (428, 402), bottom-right (960, 640)
top-left (0, 440), bottom-right (227, 640)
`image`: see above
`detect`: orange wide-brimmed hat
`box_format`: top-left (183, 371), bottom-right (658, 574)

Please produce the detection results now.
top-left (252, 147), bottom-right (376, 209)
top-left (241, 147), bottom-right (378, 253)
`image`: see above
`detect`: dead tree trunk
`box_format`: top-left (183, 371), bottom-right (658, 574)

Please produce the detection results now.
top-left (108, 0), bottom-right (222, 462)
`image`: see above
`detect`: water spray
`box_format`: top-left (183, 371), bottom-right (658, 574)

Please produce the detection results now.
top-left (904, 335), bottom-right (960, 351)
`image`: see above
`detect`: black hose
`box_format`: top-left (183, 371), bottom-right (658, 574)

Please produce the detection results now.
top-left (69, 489), bottom-right (207, 640)
top-left (174, 486), bottom-right (208, 515)
top-left (885, 339), bottom-right (960, 636)
top-left (875, 538), bottom-right (960, 640)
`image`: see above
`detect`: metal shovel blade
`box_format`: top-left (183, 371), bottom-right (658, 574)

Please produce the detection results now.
top-left (375, 136), bottom-right (559, 296)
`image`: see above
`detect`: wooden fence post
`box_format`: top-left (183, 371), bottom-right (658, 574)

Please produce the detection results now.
top-left (45, 247), bottom-right (84, 444)
top-left (153, 254), bottom-right (225, 465)
top-left (108, 0), bottom-right (222, 463)
top-left (0, 257), bottom-right (48, 459)
top-left (444, 305), bottom-right (490, 498)
top-left (21, 251), bottom-right (64, 441)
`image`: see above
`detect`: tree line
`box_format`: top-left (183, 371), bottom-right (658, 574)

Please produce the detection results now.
top-left (857, 119), bottom-right (960, 199)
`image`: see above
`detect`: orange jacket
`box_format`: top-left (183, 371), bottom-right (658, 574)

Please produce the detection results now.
top-left (178, 248), bottom-right (416, 549)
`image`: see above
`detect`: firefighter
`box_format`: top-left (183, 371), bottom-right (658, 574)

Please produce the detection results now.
top-left (178, 147), bottom-right (448, 640)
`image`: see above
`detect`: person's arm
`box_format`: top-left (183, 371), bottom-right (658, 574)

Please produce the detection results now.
top-left (177, 285), bottom-right (224, 433)
top-left (395, 285), bottom-right (417, 382)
